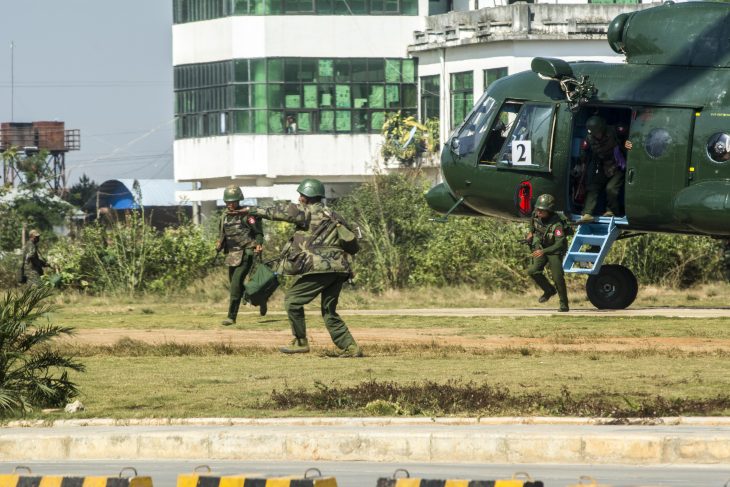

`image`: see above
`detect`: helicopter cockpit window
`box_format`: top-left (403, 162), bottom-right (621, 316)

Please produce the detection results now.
top-left (707, 133), bottom-right (730, 163)
top-left (644, 128), bottom-right (672, 159)
top-left (497, 103), bottom-right (554, 168)
top-left (450, 95), bottom-right (497, 157)
top-left (479, 101), bottom-right (521, 165)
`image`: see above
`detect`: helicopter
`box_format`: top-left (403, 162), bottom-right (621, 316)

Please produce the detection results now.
top-left (425, 1), bottom-right (730, 310)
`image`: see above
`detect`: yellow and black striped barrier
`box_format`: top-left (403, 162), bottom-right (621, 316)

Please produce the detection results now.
top-left (376, 470), bottom-right (543, 487)
top-left (177, 466), bottom-right (337, 487)
top-left (0, 467), bottom-right (152, 487)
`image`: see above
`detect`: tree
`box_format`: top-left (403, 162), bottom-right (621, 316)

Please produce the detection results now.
top-left (65, 174), bottom-right (98, 208)
top-left (0, 286), bottom-right (84, 416)
top-left (0, 148), bottom-right (74, 251)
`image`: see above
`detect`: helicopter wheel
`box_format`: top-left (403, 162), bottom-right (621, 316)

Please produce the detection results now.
top-left (586, 264), bottom-right (638, 310)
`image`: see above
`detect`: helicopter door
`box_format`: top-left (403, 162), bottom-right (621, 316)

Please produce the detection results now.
top-left (624, 107), bottom-right (694, 226)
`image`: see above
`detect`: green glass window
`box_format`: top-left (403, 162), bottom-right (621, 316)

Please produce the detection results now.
top-left (174, 56), bottom-right (417, 137)
top-left (371, 111), bottom-right (385, 131)
top-left (420, 75), bottom-right (439, 121)
top-left (484, 67), bottom-right (508, 91)
top-left (173, 0), bottom-right (418, 22)
top-left (385, 60), bottom-right (401, 83)
top-left (450, 71), bottom-right (473, 131)
top-left (336, 85), bottom-right (351, 108)
top-left (319, 110), bottom-right (335, 132)
top-left (336, 111), bottom-right (352, 132)
top-left (369, 85), bottom-right (384, 108)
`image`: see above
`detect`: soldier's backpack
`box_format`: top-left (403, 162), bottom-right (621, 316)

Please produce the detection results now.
top-left (323, 209), bottom-right (360, 255)
top-left (244, 258), bottom-right (279, 306)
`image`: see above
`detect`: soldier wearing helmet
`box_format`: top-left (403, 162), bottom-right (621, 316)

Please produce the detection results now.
top-left (243, 178), bottom-right (362, 357)
top-left (525, 194), bottom-right (569, 312)
top-left (22, 229), bottom-right (48, 285)
top-left (576, 115), bottom-right (633, 223)
top-left (216, 184), bottom-right (265, 324)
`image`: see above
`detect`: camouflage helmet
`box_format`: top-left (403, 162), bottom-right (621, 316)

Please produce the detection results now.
top-left (586, 116), bottom-right (607, 135)
top-left (28, 229), bottom-right (41, 238)
top-left (296, 178), bottom-right (325, 198)
top-left (535, 194), bottom-right (556, 212)
top-left (223, 185), bottom-right (243, 202)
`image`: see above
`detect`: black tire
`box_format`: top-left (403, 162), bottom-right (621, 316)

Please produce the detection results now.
top-left (586, 264), bottom-right (638, 310)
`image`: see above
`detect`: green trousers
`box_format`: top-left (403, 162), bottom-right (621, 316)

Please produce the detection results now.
top-left (583, 169), bottom-right (625, 216)
top-left (284, 273), bottom-right (356, 350)
top-left (528, 253), bottom-right (569, 309)
top-left (228, 250), bottom-right (255, 303)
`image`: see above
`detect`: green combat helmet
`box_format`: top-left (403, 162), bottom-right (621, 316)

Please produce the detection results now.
top-left (223, 184), bottom-right (243, 202)
top-left (296, 178), bottom-right (325, 198)
top-left (535, 194), bottom-right (556, 212)
top-left (586, 115), bottom-right (607, 136)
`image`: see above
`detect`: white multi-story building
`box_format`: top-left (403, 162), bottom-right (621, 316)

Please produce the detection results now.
top-left (172, 0), bottom-right (652, 215)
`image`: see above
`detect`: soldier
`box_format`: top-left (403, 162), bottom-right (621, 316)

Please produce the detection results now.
top-left (23, 229), bottom-right (48, 285)
top-left (526, 194), bottom-right (569, 312)
top-left (217, 184), bottom-right (265, 325)
top-left (577, 116), bottom-right (632, 223)
top-left (245, 178), bottom-right (362, 357)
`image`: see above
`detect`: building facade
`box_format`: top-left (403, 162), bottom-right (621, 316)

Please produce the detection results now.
top-left (172, 0), bottom-right (654, 215)
top-left (172, 0), bottom-right (428, 213)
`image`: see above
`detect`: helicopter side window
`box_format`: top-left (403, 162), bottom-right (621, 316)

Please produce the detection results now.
top-left (497, 103), bottom-right (554, 169)
top-left (707, 132), bottom-right (730, 163)
top-left (479, 101), bottom-right (521, 165)
top-left (450, 95), bottom-right (497, 157)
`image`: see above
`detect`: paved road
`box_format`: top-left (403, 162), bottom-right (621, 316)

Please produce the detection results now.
top-left (0, 460), bottom-right (727, 487)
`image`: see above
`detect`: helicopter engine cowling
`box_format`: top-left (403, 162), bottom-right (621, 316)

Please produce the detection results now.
top-left (426, 183), bottom-right (482, 217)
top-left (673, 181), bottom-right (730, 236)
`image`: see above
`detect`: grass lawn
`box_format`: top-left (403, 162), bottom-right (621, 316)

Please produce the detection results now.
top-left (22, 284), bottom-right (730, 419)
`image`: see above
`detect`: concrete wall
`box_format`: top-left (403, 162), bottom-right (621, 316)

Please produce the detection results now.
top-left (174, 134), bottom-right (382, 182)
top-left (173, 16), bottom-right (426, 64)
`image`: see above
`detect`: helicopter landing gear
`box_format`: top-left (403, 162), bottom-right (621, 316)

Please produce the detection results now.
top-left (585, 264), bottom-right (638, 310)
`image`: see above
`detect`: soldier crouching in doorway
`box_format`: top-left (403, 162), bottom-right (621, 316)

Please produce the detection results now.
top-left (526, 194), bottom-right (569, 312)
top-left (217, 184), bottom-right (265, 325)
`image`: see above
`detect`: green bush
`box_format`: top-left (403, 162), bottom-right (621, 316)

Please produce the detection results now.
top-left (47, 213), bottom-right (215, 294)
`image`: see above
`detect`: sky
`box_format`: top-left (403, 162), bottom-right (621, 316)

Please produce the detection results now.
top-left (0, 0), bottom-right (174, 186)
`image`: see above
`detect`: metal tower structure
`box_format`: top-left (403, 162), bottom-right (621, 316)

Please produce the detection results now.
top-left (0, 121), bottom-right (80, 194)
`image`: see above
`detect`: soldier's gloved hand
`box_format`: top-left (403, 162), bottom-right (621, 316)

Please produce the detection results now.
top-left (254, 244), bottom-right (263, 254)
top-left (531, 249), bottom-right (545, 258)
top-left (215, 240), bottom-right (223, 252)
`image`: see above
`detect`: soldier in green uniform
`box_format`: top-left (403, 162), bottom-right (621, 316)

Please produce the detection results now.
top-left (577, 116), bottom-right (633, 223)
top-left (245, 178), bottom-right (362, 357)
top-left (23, 229), bottom-right (48, 285)
top-left (526, 194), bottom-right (569, 312)
top-left (216, 185), bottom-right (265, 325)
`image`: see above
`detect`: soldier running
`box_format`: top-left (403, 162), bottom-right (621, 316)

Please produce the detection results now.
top-left (526, 194), bottom-right (569, 312)
top-left (245, 178), bottom-right (362, 357)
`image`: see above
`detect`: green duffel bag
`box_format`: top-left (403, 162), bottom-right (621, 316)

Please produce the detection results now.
top-left (244, 259), bottom-right (279, 306)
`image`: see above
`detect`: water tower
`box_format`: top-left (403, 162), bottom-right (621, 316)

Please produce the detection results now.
top-left (0, 121), bottom-right (80, 193)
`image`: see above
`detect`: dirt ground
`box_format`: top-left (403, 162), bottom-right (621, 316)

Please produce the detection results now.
top-left (64, 306), bottom-right (730, 352)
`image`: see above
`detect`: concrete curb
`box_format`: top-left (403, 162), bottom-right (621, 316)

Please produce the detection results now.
top-left (1, 419), bottom-right (730, 465)
top-left (7, 417), bottom-right (730, 428)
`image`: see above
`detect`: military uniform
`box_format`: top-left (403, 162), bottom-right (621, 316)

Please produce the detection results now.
top-left (219, 211), bottom-right (264, 323)
top-left (250, 180), bottom-right (360, 356)
top-left (527, 205), bottom-right (569, 312)
top-left (580, 118), bottom-right (626, 218)
top-left (23, 235), bottom-right (47, 285)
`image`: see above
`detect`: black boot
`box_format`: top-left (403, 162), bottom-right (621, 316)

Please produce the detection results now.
top-left (221, 300), bottom-right (240, 325)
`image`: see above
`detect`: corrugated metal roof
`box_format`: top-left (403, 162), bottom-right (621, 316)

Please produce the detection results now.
top-left (86, 179), bottom-right (193, 210)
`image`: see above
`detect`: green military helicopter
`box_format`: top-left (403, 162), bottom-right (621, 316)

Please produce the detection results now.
top-left (426, 1), bottom-right (730, 310)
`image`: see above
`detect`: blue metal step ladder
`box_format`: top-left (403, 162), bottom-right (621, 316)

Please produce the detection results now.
top-left (563, 216), bottom-right (628, 275)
